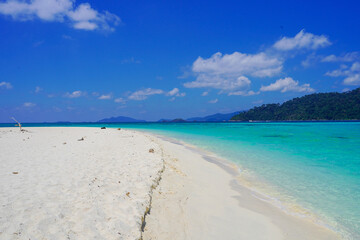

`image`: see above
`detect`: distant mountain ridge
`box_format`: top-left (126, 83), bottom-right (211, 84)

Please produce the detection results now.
top-left (187, 112), bottom-right (239, 122)
top-left (98, 116), bottom-right (146, 123)
top-left (99, 111), bottom-right (240, 123)
top-left (231, 88), bottom-right (360, 121)
top-left (158, 118), bottom-right (187, 122)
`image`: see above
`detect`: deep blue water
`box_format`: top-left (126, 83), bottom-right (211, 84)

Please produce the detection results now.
top-left (1, 122), bottom-right (359, 239)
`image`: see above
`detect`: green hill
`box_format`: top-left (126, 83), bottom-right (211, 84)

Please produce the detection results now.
top-left (231, 88), bottom-right (360, 121)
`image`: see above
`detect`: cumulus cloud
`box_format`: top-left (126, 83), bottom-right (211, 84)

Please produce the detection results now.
top-left (192, 52), bottom-right (282, 78)
top-left (184, 74), bottom-right (251, 90)
top-left (184, 51), bottom-right (282, 93)
top-left (302, 52), bottom-right (359, 68)
top-left (0, 81), bottom-right (12, 89)
top-left (301, 53), bottom-right (319, 68)
top-left (325, 70), bottom-right (343, 77)
top-left (322, 52), bottom-right (359, 62)
top-left (260, 77), bottom-right (314, 93)
top-left (167, 88), bottom-right (186, 97)
top-left (351, 62), bottom-right (360, 71)
top-left (98, 94), bottom-right (112, 100)
top-left (114, 97), bottom-right (126, 103)
top-left (64, 90), bottom-right (85, 98)
top-left (167, 87), bottom-right (179, 96)
top-left (326, 62), bottom-right (360, 85)
top-left (201, 91), bottom-right (208, 96)
top-left (23, 102), bottom-right (36, 107)
top-left (183, 30), bottom-right (333, 95)
top-left (128, 88), bottom-right (164, 100)
top-left (273, 29), bottom-right (331, 51)
top-left (228, 90), bottom-right (259, 96)
top-left (209, 98), bottom-right (218, 104)
top-left (344, 74), bottom-right (360, 85)
top-left (0, 0), bottom-right (120, 31)
top-left (127, 87), bottom-right (185, 101)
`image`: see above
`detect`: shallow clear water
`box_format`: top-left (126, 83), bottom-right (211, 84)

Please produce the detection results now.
top-left (1, 122), bottom-right (359, 239)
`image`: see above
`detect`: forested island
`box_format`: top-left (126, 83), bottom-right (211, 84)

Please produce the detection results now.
top-left (231, 88), bottom-right (360, 121)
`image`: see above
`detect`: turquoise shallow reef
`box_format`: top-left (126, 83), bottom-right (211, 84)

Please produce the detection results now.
top-left (1, 122), bottom-right (359, 239)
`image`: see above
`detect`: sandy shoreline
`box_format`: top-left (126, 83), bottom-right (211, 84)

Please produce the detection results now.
top-left (0, 127), bottom-right (164, 239)
top-left (0, 127), bottom-right (340, 239)
top-left (142, 132), bottom-right (341, 240)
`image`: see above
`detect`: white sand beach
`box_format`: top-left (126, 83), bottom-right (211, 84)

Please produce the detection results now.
top-left (0, 127), bottom-right (163, 239)
top-left (0, 127), bottom-right (340, 240)
top-left (142, 134), bottom-right (341, 240)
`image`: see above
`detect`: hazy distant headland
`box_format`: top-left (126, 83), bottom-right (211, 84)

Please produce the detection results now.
top-left (98, 88), bottom-right (360, 123)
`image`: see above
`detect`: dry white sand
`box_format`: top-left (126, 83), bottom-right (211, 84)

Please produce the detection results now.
top-left (0, 127), bottom-right (163, 240)
top-left (0, 127), bottom-right (341, 240)
top-left (142, 133), bottom-right (341, 240)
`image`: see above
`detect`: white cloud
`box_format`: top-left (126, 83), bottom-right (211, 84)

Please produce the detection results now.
top-left (344, 74), bottom-right (360, 86)
top-left (228, 90), bottom-right (259, 96)
top-left (209, 98), bottom-right (218, 104)
top-left (128, 88), bottom-right (164, 100)
top-left (301, 53), bottom-right (318, 68)
top-left (183, 30), bottom-right (332, 95)
top-left (325, 68), bottom-right (347, 77)
top-left (201, 91), bottom-right (208, 96)
top-left (326, 62), bottom-right (360, 85)
top-left (184, 51), bottom-right (282, 93)
top-left (322, 52), bottom-right (359, 62)
top-left (321, 55), bottom-right (337, 62)
top-left (114, 97), bottom-right (126, 103)
top-left (0, 0), bottom-right (72, 21)
top-left (192, 52), bottom-right (282, 78)
top-left (98, 94), bottom-right (112, 100)
top-left (73, 20), bottom-right (97, 30)
top-left (64, 90), bottom-right (85, 98)
top-left (35, 86), bottom-right (42, 93)
top-left (351, 62), bottom-right (360, 71)
top-left (167, 87), bottom-right (179, 96)
top-left (166, 88), bottom-right (186, 98)
top-left (273, 29), bottom-right (331, 51)
top-left (260, 77), bottom-right (314, 93)
top-left (23, 102), bottom-right (36, 107)
top-left (0, 0), bottom-right (120, 31)
top-left (0, 81), bottom-right (12, 89)
top-left (185, 74), bottom-right (253, 91)
top-left (302, 52), bottom-right (359, 68)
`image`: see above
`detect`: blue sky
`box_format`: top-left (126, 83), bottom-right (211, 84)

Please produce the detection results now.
top-left (0, 0), bottom-right (360, 122)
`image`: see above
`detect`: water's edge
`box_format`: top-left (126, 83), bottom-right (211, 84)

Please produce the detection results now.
top-left (140, 130), bottom-right (341, 238)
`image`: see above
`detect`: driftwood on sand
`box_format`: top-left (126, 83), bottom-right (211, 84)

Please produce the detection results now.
top-left (11, 117), bottom-right (23, 131)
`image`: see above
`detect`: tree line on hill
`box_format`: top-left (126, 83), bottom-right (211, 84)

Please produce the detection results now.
top-left (231, 88), bottom-right (360, 121)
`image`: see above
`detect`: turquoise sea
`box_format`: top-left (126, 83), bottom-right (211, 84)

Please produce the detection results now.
top-left (1, 122), bottom-right (359, 239)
